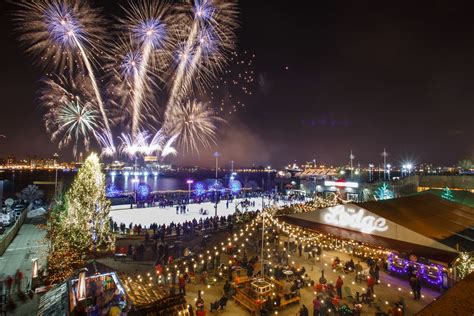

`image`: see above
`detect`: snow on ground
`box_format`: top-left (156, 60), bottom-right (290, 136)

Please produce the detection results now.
top-left (109, 197), bottom-right (296, 226)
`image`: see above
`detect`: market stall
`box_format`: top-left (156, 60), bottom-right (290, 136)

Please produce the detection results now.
top-left (37, 261), bottom-right (129, 316)
top-left (121, 275), bottom-right (189, 316)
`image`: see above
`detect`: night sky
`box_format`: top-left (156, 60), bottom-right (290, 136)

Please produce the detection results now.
top-left (0, 0), bottom-right (473, 167)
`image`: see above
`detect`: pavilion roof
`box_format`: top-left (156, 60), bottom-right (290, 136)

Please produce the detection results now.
top-left (355, 193), bottom-right (474, 252)
top-left (416, 272), bottom-right (474, 315)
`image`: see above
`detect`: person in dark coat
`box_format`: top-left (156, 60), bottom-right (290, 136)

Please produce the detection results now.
top-left (299, 304), bottom-right (309, 316)
top-left (410, 275), bottom-right (421, 300)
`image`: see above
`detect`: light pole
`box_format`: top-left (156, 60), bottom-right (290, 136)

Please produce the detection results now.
top-left (213, 152), bottom-right (220, 180)
top-left (260, 210), bottom-right (266, 278)
top-left (186, 179), bottom-right (194, 203)
top-left (213, 152), bottom-right (220, 217)
top-left (382, 149), bottom-right (388, 180)
top-left (132, 178), bottom-right (139, 206)
top-left (53, 153), bottom-right (59, 199)
top-left (350, 150), bottom-right (355, 179)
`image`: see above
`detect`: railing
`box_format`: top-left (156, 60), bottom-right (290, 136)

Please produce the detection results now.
top-left (0, 209), bottom-right (27, 256)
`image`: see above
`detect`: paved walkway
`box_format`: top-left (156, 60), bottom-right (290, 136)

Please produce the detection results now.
top-left (0, 217), bottom-right (47, 315)
top-left (99, 235), bottom-right (443, 315)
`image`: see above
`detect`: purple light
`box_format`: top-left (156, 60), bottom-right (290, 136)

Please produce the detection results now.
top-left (194, 182), bottom-right (206, 196)
top-left (136, 183), bottom-right (150, 200)
top-left (186, 179), bottom-right (194, 184)
top-left (388, 253), bottom-right (444, 287)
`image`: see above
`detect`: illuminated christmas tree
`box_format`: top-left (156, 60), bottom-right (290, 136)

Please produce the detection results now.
top-left (65, 153), bottom-right (114, 252)
top-left (441, 186), bottom-right (454, 201)
top-left (455, 252), bottom-right (474, 280)
top-left (45, 153), bottom-right (113, 283)
top-left (374, 183), bottom-right (394, 200)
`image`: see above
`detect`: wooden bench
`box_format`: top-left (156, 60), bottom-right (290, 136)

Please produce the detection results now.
top-left (279, 296), bottom-right (301, 309)
top-left (233, 291), bottom-right (259, 315)
top-left (265, 277), bottom-right (284, 290)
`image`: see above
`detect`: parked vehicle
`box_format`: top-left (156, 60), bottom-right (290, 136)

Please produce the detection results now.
top-left (0, 211), bottom-right (14, 226)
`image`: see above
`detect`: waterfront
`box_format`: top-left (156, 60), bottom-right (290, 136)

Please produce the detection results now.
top-left (0, 169), bottom-right (277, 199)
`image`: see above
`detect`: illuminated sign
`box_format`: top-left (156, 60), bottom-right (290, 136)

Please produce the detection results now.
top-left (324, 181), bottom-right (359, 188)
top-left (323, 205), bottom-right (388, 234)
top-left (144, 156), bottom-right (158, 162)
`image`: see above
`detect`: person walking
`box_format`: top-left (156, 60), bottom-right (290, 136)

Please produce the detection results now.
top-left (367, 275), bottom-right (375, 295)
top-left (178, 274), bottom-right (186, 295)
top-left (299, 304), bottom-right (309, 316)
top-left (312, 296), bottom-right (321, 316)
top-left (196, 290), bottom-right (205, 311)
top-left (410, 274), bottom-right (421, 300)
top-left (336, 276), bottom-right (343, 299)
top-left (5, 275), bottom-right (13, 298)
top-left (15, 270), bottom-right (23, 293)
top-left (355, 261), bottom-right (363, 283)
top-left (374, 263), bottom-right (380, 283)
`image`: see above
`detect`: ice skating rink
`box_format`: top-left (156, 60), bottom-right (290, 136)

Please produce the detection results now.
top-left (109, 197), bottom-right (296, 226)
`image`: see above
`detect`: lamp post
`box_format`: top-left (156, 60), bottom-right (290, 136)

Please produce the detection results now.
top-left (213, 152), bottom-right (220, 217)
top-left (350, 150), bottom-right (355, 179)
top-left (382, 149), bottom-right (388, 180)
top-left (53, 153), bottom-right (59, 199)
top-left (260, 210), bottom-right (266, 278)
top-left (186, 179), bottom-right (194, 203)
top-left (132, 178), bottom-right (139, 206)
top-left (213, 152), bottom-right (220, 180)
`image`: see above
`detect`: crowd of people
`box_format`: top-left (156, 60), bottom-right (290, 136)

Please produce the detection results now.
top-left (112, 213), bottom-right (239, 241)
top-left (108, 191), bottom-right (433, 316)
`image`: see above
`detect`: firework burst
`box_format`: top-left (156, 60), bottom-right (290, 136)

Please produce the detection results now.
top-left (14, 0), bottom-right (111, 132)
top-left (167, 99), bottom-right (224, 153)
top-left (106, 38), bottom-right (158, 131)
top-left (95, 130), bottom-right (117, 157)
top-left (40, 76), bottom-right (100, 157)
top-left (119, 130), bottom-right (167, 158)
top-left (117, 0), bottom-right (179, 137)
top-left (14, 0), bottom-right (106, 72)
top-left (14, 0), bottom-right (240, 160)
top-left (163, 0), bottom-right (238, 131)
top-left (160, 134), bottom-right (178, 160)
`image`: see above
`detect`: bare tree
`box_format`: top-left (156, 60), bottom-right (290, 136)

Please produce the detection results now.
top-left (16, 185), bottom-right (44, 204)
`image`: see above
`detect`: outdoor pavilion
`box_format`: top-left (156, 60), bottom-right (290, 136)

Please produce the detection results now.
top-left (281, 192), bottom-right (474, 286)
